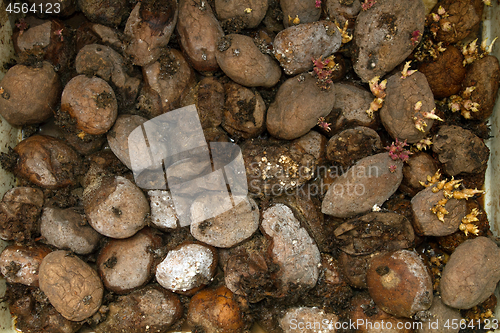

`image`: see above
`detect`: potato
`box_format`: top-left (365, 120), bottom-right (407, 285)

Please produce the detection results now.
top-left (417, 296), bottom-right (462, 333)
top-left (418, 45), bottom-right (466, 99)
top-left (148, 190), bottom-right (180, 230)
top-left (83, 175), bottom-right (149, 238)
top-left (432, 125), bottom-right (489, 176)
top-left (95, 285), bottom-right (183, 333)
top-left (352, 0), bottom-right (425, 82)
top-left (124, 0), bottom-right (178, 66)
top-left (97, 227), bottom-right (162, 293)
top-left (177, 0), bottom-right (224, 73)
top-left (62, 130), bottom-right (106, 156)
top-left (366, 250), bottom-right (433, 318)
top-left (339, 251), bottom-right (382, 289)
top-left (216, 34), bottom-right (281, 88)
top-left (461, 55), bottom-right (500, 121)
top-left (215, 0), bottom-right (268, 29)
top-left (188, 286), bottom-right (247, 333)
top-left (280, 0), bottom-right (321, 28)
top-left (334, 211), bottom-right (414, 255)
top-left (221, 81), bottom-right (266, 139)
top-left (78, 0), bottom-right (130, 27)
top-left (322, 153), bottom-right (403, 218)
top-left (107, 114), bottom-right (148, 170)
top-left (440, 237), bottom-right (500, 309)
top-left (261, 204), bottom-right (321, 297)
top-left (266, 74), bottom-right (335, 140)
top-left (40, 207), bottom-right (103, 255)
top-left (0, 244), bottom-right (51, 287)
top-left (0, 187), bottom-right (44, 242)
top-left (193, 77), bottom-right (225, 129)
top-left (75, 44), bottom-right (142, 108)
top-left (273, 21), bottom-right (342, 75)
top-left (142, 48), bottom-right (197, 114)
top-left (380, 72), bottom-right (436, 143)
top-left (326, 0), bottom-right (362, 26)
top-left (279, 307), bottom-right (339, 333)
top-left (0, 61), bottom-right (60, 126)
top-left (156, 241), bottom-right (218, 295)
top-left (39, 250), bottom-right (103, 321)
top-left (61, 75), bottom-right (118, 135)
top-left (14, 135), bottom-right (81, 189)
top-left (326, 126), bottom-right (381, 168)
top-left (400, 152), bottom-right (438, 196)
top-left (434, 0), bottom-right (483, 44)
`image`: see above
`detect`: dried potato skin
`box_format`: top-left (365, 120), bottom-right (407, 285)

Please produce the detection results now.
top-left (418, 46), bottom-right (466, 99)
top-left (435, 0), bottom-right (483, 44)
top-left (39, 250), bottom-right (103, 322)
top-left (352, 0), bottom-right (425, 82)
top-left (0, 62), bottom-right (61, 126)
top-left (462, 55), bottom-right (500, 121)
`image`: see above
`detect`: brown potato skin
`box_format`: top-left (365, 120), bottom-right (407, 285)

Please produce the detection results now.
top-left (215, 0), bottom-right (268, 29)
top-left (14, 135), bottom-right (81, 189)
top-left (216, 34), bottom-right (281, 88)
top-left (0, 244), bottom-right (51, 287)
top-left (39, 250), bottom-right (103, 322)
top-left (0, 62), bottom-right (61, 126)
top-left (435, 0), bottom-right (483, 44)
top-left (61, 75), bottom-right (118, 135)
top-left (177, 0), bottom-right (224, 73)
top-left (281, 0), bottom-right (320, 28)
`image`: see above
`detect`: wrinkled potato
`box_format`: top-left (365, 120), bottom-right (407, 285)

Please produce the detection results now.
top-left (177, 0), bottom-right (224, 73)
top-left (97, 227), bottom-right (162, 293)
top-left (40, 207), bottom-right (102, 255)
top-left (39, 250), bottom-right (103, 322)
top-left (83, 175), bottom-right (150, 239)
top-left (353, 0), bottom-right (425, 82)
top-left (266, 74), bottom-right (335, 140)
top-left (216, 34), bottom-right (281, 88)
top-left (434, 0), bottom-right (483, 44)
top-left (61, 75), bottom-right (118, 135)
top-left (14, 135), bottom-right (81, 189)
top-left (125, 0), bottom-right (178, 66)
top-left (0, 62), bottom-right (61, 126)
top-left (215, 0), bottom-right (268, 29)
top-left (0, 244), bottom-right (51, 287)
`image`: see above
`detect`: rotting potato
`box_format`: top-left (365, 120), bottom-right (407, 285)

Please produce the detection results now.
top-left (215, 0), bottom-right (268, 29)
top-left (440, 237), bottom-right (500, 309)
top-left (0, 61), bottom-right (61, 126)
top-left (83, 175), bottom-right (150, 239)
top-left (81, 150), bottom-right (129, 188)
top-left (78, 0), bottom-right (131, 27)
top-left (432, 125), bottom-right (489, 176)
top-left (380, 71), bottom-right (436, 144)
top-left (0, 187), bottom-right (44, 242)
top-left (352, 0), bottom-right (425, 82)
top-left (191, 77), bottom-right (225, 129)
top-left (107, 114), bottom-right (148, 170)
top-left (266, 74), bottom-right (335, 140)
top-left (13, 135), bottom-right (82, 189)
top-left (216, 34), bottom-right (281, 88)
top-left (124, 0), bottom-right (178, 66)
top-left (461, 55), bottom-right (500, 121)
top-left (339, 251), bottom-right (382, 289)
top-left (95, 285), bottom-right (183, 333)
top-left (366, 250), bottom-right (433, 318)
top-left (188, 286), bottom-right (247, 333)
top-left (142, 48), bottom-right (197, 115)
top-left (280, 0), bottom-right (320, 28)
top-left (40, 207), bottom-right (102, 255)
top-left (273, 21), bottom-right (342, 75)
top-left (156, 241), bottom-right (218, 295)
top-left (39, 250), bottom-right (103, 322)
top-left (326, 126), bottom-right (381, 169)
top-left (0, 244), bottom-right (51, 287)
top-left (177, 0), bottom-right (224, 73)
top-left (418, 45), bottom-right (467, 99)
top-left (75, 44), bottom-right (142, 108)
top-left (221, 81), bottom-right (267, 139)
top-left (97, 227), bottom-right (163, 294)
top-left (261, 204), bottom-right (321, 297)
top-left (60, 75), bottom-right (118, 136)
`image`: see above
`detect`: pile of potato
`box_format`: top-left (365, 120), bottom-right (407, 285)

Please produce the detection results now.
top-left (0, 0), bottom-right (499, 332)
